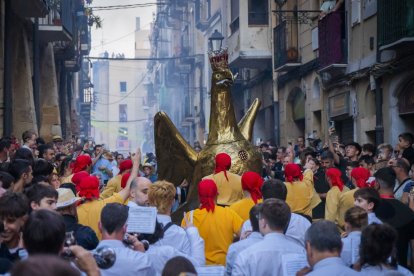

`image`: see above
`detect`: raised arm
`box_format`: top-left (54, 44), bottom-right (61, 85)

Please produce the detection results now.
top-left (118, 148), bottom-right (141, 201)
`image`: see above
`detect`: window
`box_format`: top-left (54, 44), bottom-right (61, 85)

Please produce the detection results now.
top-left (230, 0), bottom-right (240, 34)
top-left (118, 127), bottom-right (128, 138)
top-left (119, 104), bottom-right (127, 122)
top-left (120, 81), bottom-right (127, 93)
top-left (248, 0), bottom-right (268, 25)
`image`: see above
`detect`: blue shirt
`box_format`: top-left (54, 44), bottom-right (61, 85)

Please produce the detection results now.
top-left (233, 232), bottom-right (306, 276)
top-left (226, 231), bottom-right (263, 275)
top-left (306, 257), bottom-right (360, 276)
top-left (402, 179), bottom-right (414, 193)
top-left (341, 231), bottom-right (361, 266)
top-left (93, 158), bottom-right (113, 181)
top-left (94, 240), bottom-right (155, 276)
top-left (368, 212), bottom-right (382, 225)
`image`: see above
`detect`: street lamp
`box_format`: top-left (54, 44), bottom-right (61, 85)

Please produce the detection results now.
top-left (208, 29), bottom-right (224, 52)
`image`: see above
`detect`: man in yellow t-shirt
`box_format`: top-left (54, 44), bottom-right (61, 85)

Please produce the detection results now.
top-left (182, 179), bottom-right (243, 265)
top-left (230, 171), bottom-right (264, 221)
top-left (203, 153), bottom-right (243, 206)
top-left (77, 149), bottom-right (140, 240)
top-left (100, 159), bottom-right (133, 199)
top-left (337, 167), bottom-right (371, 228)
top-left (284, 163), bottom-right (321, 217)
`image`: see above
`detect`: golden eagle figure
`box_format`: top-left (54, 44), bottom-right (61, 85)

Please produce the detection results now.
top-left (154, 48), bottom-right (262, 222)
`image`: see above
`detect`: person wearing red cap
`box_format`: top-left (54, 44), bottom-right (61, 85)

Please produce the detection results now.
top-left (100, 159), bottom-right (133, 199)
top-left (60, 154), bottom-right (92, 185)
top-left (284, 161), bottom-right (321, 218)
top-left (181, 179), bottom-right (243, 265)
top-left (202, 153), bottom-right (243, 206)
top-left (229, 171), bottom-right (263, 221)
top-left (71, 171), bottom-right (89, 193)
top-left (337, 167), bottom-right (371, 229)
top-left (77, 148), bottom-right (141, 240)
top-left (325, 167), bottom-right (349, 226)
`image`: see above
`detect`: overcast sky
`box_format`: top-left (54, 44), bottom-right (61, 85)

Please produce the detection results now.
top-left (90, 0), bottom-right (155, 58)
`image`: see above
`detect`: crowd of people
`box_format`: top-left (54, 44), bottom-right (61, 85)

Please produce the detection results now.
top-left (0, 129), bottom-right (413, 276)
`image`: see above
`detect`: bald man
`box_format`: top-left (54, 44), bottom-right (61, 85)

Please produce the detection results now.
top-left (128, 177), bottom-right (152, 207)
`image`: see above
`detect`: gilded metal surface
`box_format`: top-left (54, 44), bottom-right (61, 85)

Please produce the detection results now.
top-left (154, 49), bottom-right (262, 223)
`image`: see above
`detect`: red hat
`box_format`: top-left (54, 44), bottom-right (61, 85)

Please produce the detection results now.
top-left (241, 171), bottom-right (263, 204)
top-left (73, 155), bottom-right (92, 174)
top-left (351, 167), bottom-right (371, 188)
top-left (284, 163), bottom-right (303, 182)
top-left (326, 168), bottom-right (344, 191)
top-left (198, 179), bottom-right (218, 213)
top-left (71, 171), bottom-right (89, 192)
top-left (78, 176), bottom-right (99, 200)
top-left (119, 160), bottom-right (133, 174)
top-left (121, 173), bottom-right (131, 189)
top-left (214, 153), bottom-right (231, 181)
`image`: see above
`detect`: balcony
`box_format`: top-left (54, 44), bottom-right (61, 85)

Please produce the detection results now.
top-left (228, 25), bottom-right (272, 70)
top-left (378, 0), bottom-right (414, 51)
top-left (12, 0), bottom-right (49, 18)
top-left (274, 21), bottom-right (301, 72)
top-left (38, 0), bottom-right (74, 43)
top-left (318, 11), bottom-right (347, 76)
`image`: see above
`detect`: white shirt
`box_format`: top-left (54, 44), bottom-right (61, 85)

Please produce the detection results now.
top-left (232, 232), bottom-right (306, 276)
top-left (146, 227), bottom-right (205, 275)
top-left (155, 214), bottom-right (191, 254)
top-left (226, 232), bottom-right (263, 275)
top-left (306, 257), bottom-right (360, 276)
top-left (240, 213), bottom-right (311, 246)
top-left (127, 201), bottom-right (143, 208)
top-left (340, 231), bottom-right (361, 266)
top-left (94, 240), bottom-right (155, 276)
top-left (368, 212), bottom-right (382, 225)
top-left (361, 264), bottom-right (413, 276)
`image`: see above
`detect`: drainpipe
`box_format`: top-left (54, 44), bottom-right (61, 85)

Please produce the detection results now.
top-left (374, 21), bottom-right (384, 145)
top-left (374, 77), bottom-right (384, 144)
top-left (59, 66), bottom-right (67, 139)
top-left (273, 80), bottom-right (280, 146)
top-left (3, 0), bottom-right (13, 136)
top-left (33, 18), bottom-right (41, 131)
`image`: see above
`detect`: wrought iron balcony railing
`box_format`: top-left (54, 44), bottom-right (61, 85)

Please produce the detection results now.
top-left (378, 0), bottom-right (414, 49)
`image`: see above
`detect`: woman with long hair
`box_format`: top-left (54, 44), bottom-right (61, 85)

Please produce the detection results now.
top-left (358, 223), bottom-right (412, 275)
top-left (340, 206), bottom-right (368, 266)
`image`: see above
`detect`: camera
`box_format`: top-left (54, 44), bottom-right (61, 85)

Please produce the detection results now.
top-left (123, 233), bottom-right (149, 251)
top-left (61, 247), bottom-right (116, 270)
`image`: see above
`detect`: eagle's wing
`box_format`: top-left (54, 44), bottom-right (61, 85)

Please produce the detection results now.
top-left (154, 112), bottom-right (197, 186)
top-left (238, 98), bottom-right (261, 142)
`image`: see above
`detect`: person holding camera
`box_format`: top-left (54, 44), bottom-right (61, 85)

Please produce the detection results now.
top-left (22, 209), bottom-right (100, 276)
top-left (95, 203), bottom-right (155, 275)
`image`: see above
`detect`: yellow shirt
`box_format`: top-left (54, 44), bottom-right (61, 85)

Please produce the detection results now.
top-left (325, 186), bottom-right (350, 224)
top-left (229, 198), bottom-right (263, 221)
top-left (181, 206), bottom-right (243, 265)
top-left (100, 175), bottom-right (122, 199)
top-left (77, 193), bottom-right (125, 240)
top-left (337, 188), bottom-right (358, 229)
top-left (285, 170), bottom-right (321, 217)
top-left (203, 171), bottom-right (243, 206)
